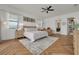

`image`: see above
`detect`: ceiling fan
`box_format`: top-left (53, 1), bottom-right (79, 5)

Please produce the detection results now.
top-left (41, 6), bottom-right (54, 13)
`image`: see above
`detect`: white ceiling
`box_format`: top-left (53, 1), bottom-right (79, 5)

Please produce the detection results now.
top-left (7, 4), bottom-right (79, 19)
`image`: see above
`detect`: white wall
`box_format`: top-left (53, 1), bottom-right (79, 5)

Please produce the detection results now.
top-left (0, 10), bottom-right (8, 40)
top-left (36, 19), bottom-right (43, 29)
top-left (43, 11), bottom-right (79, 35)
top-left (0, 5), bottom-right (35, 40)
top-left (0, 10), bottom-right (23, 40)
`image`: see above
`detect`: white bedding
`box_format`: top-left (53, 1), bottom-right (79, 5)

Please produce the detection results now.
top-left (24, 31), bottom-right (48, 42)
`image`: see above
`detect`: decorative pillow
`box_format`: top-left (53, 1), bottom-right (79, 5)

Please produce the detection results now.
top-left (24, 28), bottom-right (37, 32)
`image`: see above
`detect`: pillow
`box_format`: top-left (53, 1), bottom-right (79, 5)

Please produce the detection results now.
top-left (24, 28), bottom-right (37, 32)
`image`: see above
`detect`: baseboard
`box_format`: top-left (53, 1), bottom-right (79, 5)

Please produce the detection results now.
top-left (16, 36), bottom-right (25, 39)
top-left (0, 36), bottom-right (25, 43)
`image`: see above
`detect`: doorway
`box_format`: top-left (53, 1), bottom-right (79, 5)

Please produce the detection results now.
top-left (67, 17), bottom-right (75, 35)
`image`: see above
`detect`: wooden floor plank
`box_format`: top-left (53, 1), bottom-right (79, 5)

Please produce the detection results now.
top-left (0, 34), bottom-right (74, 55)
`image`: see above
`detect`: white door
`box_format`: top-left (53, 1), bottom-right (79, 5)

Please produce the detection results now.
top-left (61, 18), bottom-right (68, 35)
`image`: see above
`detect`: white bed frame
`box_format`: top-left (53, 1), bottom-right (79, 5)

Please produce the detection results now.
top-left (24, 31), bottom-right (48, 42)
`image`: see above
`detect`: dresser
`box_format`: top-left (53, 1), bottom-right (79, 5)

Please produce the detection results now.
top-left (73, 30), bottom-right (79, 55)
top-left (0, 19), bottom-right (1, 40)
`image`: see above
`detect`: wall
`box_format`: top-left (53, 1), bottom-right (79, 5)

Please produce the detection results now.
top-left (43, 11), bottom-right (79, 35)
top-left (0, 10), bottom-right (7, 40)
top-left (0, 10), bottom-right (18, 40)
top-left (0, 5), bottom-right (35, 40)
top-left (36, 19), bottom-right (43, 29)
top-left (0, 11), bottom-right (24, 40)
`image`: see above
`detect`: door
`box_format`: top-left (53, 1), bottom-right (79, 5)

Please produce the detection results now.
top-left (61, 18), bottom-right (67, 35)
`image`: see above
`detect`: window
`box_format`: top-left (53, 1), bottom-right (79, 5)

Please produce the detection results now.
top-left (7, 13), bottom-right (19, 29)
top-left (8, 19), bottom-right (18, 29)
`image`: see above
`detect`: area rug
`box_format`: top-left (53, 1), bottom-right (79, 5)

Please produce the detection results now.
top-left (19, 36), bottom-right (58, 55)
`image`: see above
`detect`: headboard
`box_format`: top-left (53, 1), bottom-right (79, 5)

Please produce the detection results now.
top-left (24, 26), bottom-right (37, 32)
top-left (23, 16), bottom-right (37, 32)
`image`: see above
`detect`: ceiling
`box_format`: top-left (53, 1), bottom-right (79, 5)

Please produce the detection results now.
top-left (7, 4), bottom-right (79, 20)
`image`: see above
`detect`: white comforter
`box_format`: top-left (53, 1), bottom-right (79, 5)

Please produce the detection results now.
top-left (24, 31), bottom-right (48, 42)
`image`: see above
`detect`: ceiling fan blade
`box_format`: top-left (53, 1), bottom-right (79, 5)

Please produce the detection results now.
top-left (48, 9), bottom-right (54, 11)
top-left (49, 6), bottom-right (52, 8)
top-left (42, 8), bottom-right (46, 10)
top-left (46, 11), bottom-right (48, 13)
top-left (47, 6), bottom-right (52, 9)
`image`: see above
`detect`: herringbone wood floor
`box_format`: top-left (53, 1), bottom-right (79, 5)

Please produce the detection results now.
top-left (0, 34), bottom-right (74, 55)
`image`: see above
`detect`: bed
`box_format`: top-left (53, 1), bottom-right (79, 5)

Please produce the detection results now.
top-left (24, 31), bottom-right (48, 42)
